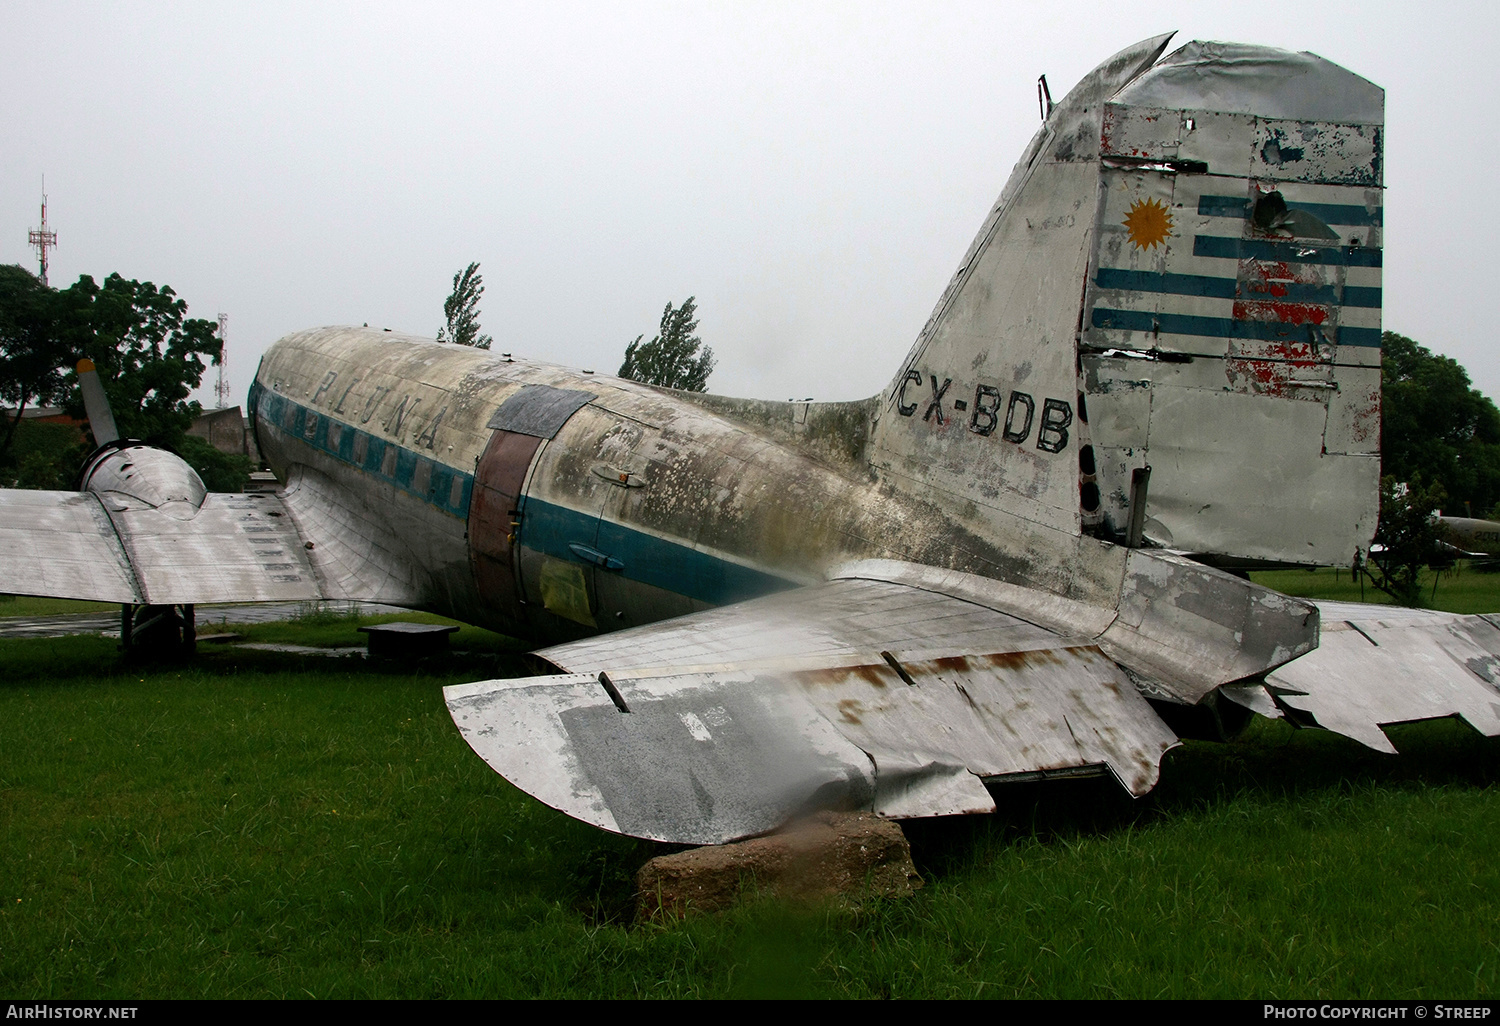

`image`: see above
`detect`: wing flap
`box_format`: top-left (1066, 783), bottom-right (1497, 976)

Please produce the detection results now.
top-left (446, 671), bottom-right (878, 845)
top-left (115, 493), bottom-right (322, 604)
top-left (0, 486), bottom-right (328, 606)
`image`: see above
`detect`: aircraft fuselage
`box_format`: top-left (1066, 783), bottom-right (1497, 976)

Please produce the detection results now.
top-left (249, 327), bottom-right (1113, 645)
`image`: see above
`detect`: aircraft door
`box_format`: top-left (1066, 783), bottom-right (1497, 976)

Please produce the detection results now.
top-left (468, 428), bottom-right (542, 629)
top-left (467, 384), bottom-right (601, 635)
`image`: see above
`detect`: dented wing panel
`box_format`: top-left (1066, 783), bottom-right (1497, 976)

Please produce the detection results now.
top-left (446, 574), bottom-right (1180, 842)
top-left (1100, 549), bottom-right (1319, 703)
top-left (793, 645), bottom-right (1177, 799)
top-left (445, 671), bottom-right (876, 845)
top-left (1266, 603), bottom-right (1500, 753)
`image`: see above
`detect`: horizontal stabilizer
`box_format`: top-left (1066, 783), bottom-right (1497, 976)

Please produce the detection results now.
top-left (446, 576), bottom-right (1180, 844)
top-left (1267, 603), bottom-right (1500, 753)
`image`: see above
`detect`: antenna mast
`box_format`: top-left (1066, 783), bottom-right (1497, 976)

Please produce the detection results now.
top-left (28, 180), bottom-right (57, 285)
top-left (214, 314), bottom-right (231, 409)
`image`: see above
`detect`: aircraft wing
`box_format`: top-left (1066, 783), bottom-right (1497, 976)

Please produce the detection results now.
top-left (446, 570), bottom-right (1183, 845)
top-left (0, 486), bottom-right (323, 605)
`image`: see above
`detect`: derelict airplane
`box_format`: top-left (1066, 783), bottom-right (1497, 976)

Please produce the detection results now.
top-left (5, 34), bottom-right (1500, 845)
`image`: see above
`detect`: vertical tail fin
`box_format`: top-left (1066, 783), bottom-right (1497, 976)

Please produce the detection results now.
top-left (870, 36), bottom-right (1383, 568)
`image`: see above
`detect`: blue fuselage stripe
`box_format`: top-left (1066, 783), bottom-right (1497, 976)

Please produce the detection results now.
top-left (250, 382), bottom-right (474, 516)
top-left (1193, 235), bottom-right (1383, 267)
top-left (1197, 195), bottom-right (1383, 226)
top-left (250, 382), bottom-right (791, 607)
top-left (521, 497), bottom-right (790, 606)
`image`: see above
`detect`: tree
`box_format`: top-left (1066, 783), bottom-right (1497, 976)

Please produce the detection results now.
top-left (1365, 474), bottom-right (1448, 606)
top-left (437, 262), bottom-right (493, 350)
top-left (1381, 331), bottom-right (1500, 517)
top-left (0, 265), bottom-right (71, 462)
top-left (1, 270), bottom-right (222, 487)
top-left (618, 296), bottom-right (715, 392)
top-left (68, 273), bottom-right (223, 449)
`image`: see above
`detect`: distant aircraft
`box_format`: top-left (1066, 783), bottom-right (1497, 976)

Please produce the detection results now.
top-left (1440, 516), bottom-right (1500, 559)
top-left (4, 34), bottom-right (1499, 846)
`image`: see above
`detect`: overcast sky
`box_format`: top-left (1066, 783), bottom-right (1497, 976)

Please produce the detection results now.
top-left (3, 1), bottom-right (1496, 407)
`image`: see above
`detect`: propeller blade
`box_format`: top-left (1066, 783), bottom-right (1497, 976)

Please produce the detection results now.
top-left (76, 358), bottom-right (119, 445)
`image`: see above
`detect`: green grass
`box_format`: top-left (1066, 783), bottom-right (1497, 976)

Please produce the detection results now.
top-left (1252, 561), bottom-right (1500, 615)
top-left (2, 618), bottom-right (1500, 997)
top-left (0, 594), bottom-right (118, 617)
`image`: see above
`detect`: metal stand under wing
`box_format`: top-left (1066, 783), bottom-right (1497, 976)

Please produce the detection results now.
top-left (445, 576), bottom-right (1180, 845)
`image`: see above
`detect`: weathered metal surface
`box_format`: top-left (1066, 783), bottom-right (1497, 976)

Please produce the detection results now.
top-left (830, 556), bottom-right (1318, 705)
top-left (486, 385), bottom-right (596, 438)
top-left (84, 445), bottom-right (207, 513)
top-left (446, 670), bottom-right (878, 845)
top-left (1266, 602), bottom-right (1500, 753)
top-left (111, 491), bottom-right (321, 605)
top-left (276, 465), bottom-right (427, 607)
top-left (1079, 41), bottom-right (1383, 565)
top-left (1098, 549), bottom-right (1318, 702)
top-left (536, 575), bottom-right (1079, 678)
top-left (0, 458), bottom-right (321, 606)
top-left (451, 573), bottom-right (1180, 841)
top-left (2, 36), bottom-right (1454, 850)
top-left (0, 489), bottom-right (139, 603)
top-left (1110, 41), bottom-right (1384, 125)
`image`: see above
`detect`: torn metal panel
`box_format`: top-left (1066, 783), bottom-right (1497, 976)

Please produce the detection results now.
top-left (1219, 683), bottom-right (1283, 720)
top-left (792, 645), bottom-right (1176, 799)
top-left (831, 557), bottom-right (1316, 708)
top-left (1110, 41), bottom-right (1385, 126)
top-left (1250, 120), bottom-right (1381, 186)
top-left (859, 749), bottom-right (995, 820)
top-left (1080, 44), bottom-right (1383, 566)
top-left (1265, 602), bottom-right (1500, 753)
top-left (1140, 384), bottom-right (1380, 562)
top-left (486, 385), bottom-right (597, 439)
top-left (1099, 549), bottom-right (1318, 703)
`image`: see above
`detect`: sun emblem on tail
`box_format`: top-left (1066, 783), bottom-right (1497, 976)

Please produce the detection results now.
top-left (1123, 198), bottom-right (1173, 250)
